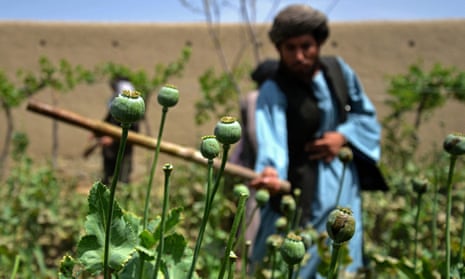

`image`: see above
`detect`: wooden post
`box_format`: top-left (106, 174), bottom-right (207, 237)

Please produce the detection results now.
top-left (26, 99), bottom-right (291, 193)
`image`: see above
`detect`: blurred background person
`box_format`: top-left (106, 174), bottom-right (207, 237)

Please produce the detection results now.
top-left (229, 59), bottom-right (278, 264)
top-left (85, 75), bottom-right (140, 185)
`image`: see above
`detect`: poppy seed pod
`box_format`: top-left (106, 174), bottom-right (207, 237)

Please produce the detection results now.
top-left (213, 116), bottom-right (242, 145)
top-left (200, 135), bottom-right (220, 160)
top-left (229, 251), bottom-right (238, 262)
top-left (110, 90), bottom-right (145, 124)
top-left (326, 207), bottom-right (356, 244)
top-left (298, 227), bottom-right (316, 249)
top-left (443, 133), bottom-right (465, 156)
top-left (163, 163), bottom-right (173, 172)
top-left (280, 233), bottom-right (306, 266)
top-left (233, 184), bottom-right (250, 199)
top-left (293, 188), bottom-right (301, 201)
top-left (266, 234), bottom-right (283, 251)
top-left (255, 189), bottom-right (270, 207)
top-left (280, 194), bottom-right (296, 215)
top-left (338, 146), bottom-right (354, 163)
top-left (275, 216), bottom-right (288, 233)
top-left (411, 176), bottom-right (429, 195)
top-left (157, 84), bottom-right (179, 108)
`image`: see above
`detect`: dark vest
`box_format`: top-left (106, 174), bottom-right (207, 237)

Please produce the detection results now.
top-left (269, 58), bottom-right (345, 225)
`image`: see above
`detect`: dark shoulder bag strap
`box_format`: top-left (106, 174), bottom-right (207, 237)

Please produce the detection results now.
top-left (320, 55), bottom-right (349, 122)
top-left (321, 56), bottom-right (389, 192)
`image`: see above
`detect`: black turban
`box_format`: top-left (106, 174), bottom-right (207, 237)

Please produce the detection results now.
top-left (269, 4), bottom-right (329, 46)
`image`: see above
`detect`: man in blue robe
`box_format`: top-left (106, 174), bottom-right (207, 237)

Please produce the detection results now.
top-left (249, 4), bottom-right (382, 278)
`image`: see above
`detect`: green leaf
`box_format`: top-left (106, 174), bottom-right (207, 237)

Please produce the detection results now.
top-left (124, 210), bottom-right (142, 236)
top-left (119, 233), bottom-right (195, 279)
top-left (164, 233), bottom-right (187, 262)
top-left (162, 233), bottom-right (199, 279)
top-left (137, 230), bottom-right (156, 261)
top-left (153, 207), bottom-right (183, 240)
top-left (137, 207), bottom-right (184, 257)
top-left (58, 255), bottom-right (76, 279)
top-left (139, 229), bottom-right (157, 250)
top-left (76, 182), bottom-right (138, 275)
top-left (118, 253), bottom-right (154, 279)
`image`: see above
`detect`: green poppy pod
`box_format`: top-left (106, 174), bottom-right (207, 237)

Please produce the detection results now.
top-left (298, 229), bottom-right (314, 250)
top-left (443, 133), bottom-right (465, 156)
top-left (274, 216), bottom-right (288, 233)
top-left (255, 189), bottom-right (270, 207)
top-left (233, 184), bottom-right (250, 199)
top-left (229, 251), bottom-right (238, 262)
top-left (265, 234), bottom-right (283, 251)
top-left (110, 90), bottom-right (145, 124)
top-left (326, 207), bottom-right (356, 244)
top-left (200, 135), bottom-right (220, 160)
top-left (280, 194), bottom-right (296, 215)
top-left (411, 176), bottom-right (429, 195)
top-left (293, 188), bottom-right (301, 199)
top-left (214, 116), bottom-right (242, 145)
top-left (280, 233), bottom-right (306, 266)
top-left (338, 146), bottom-right (354, 163)
top-left (157, 84), bottom-right (179, 108)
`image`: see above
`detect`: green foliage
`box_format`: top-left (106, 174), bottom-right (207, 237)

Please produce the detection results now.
top-left (11, 131), bottom-right (29, 161)
top-left (0, 45), bottom-right (194, 278)
top-left (363, 154), bottom-right (465, 278)
top-left (63, 181), bottom-right (198, 278)
top-left (0, 70), bottom-right (24, 108)
top-left (98, 44), bottom-right (192, 101)
top-left (0, 45), bottom-right (191, 178)
top-left (367, 61), bottom-right (465, 278)
top-left (1, 55), bottom-right (96, 177)
top-left (77, 182), bottom-right (139, 274)
top-left (382, 61), bottom-right (465, 169)
top-left (16, 56), bottom-right (95, 97)
top-left (117, 233), bottom-right (195, 279)
top-left (195, 64), bottom-right (250, 125)
top-left (0, 139), bottom-right (86, 278)
top-left (1, 55), bottom-right (91, 111)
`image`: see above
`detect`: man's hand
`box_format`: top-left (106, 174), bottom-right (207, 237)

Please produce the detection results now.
top-left (99, 136), bottom-right (114, 147)
top-left (250, 166), bottom-right (282, 195)
top-left (305, 132), bottom-right (346, 163)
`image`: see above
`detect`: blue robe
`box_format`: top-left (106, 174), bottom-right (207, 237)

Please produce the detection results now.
top-left (251, 57), bottom-right (381, 278)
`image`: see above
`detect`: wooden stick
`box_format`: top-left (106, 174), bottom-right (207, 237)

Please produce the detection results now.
top-left (26, 99), bottom-right (291, 193)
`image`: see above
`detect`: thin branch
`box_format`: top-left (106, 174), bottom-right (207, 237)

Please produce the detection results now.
top-left (202, 0), bottom-right (242, 94)
top-left (179, 0), bottom-right (204, 14)
top-left (0, 103), bottom-right (13, 179)
top-left (240, 0), bottom-right (261, 63)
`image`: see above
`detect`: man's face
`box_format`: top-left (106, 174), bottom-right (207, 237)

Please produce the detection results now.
top-left (277, 34), bottom-right (320, 77)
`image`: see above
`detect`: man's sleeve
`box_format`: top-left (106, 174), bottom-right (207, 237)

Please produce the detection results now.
top-left (335, 58), bottom-right (382, 162)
